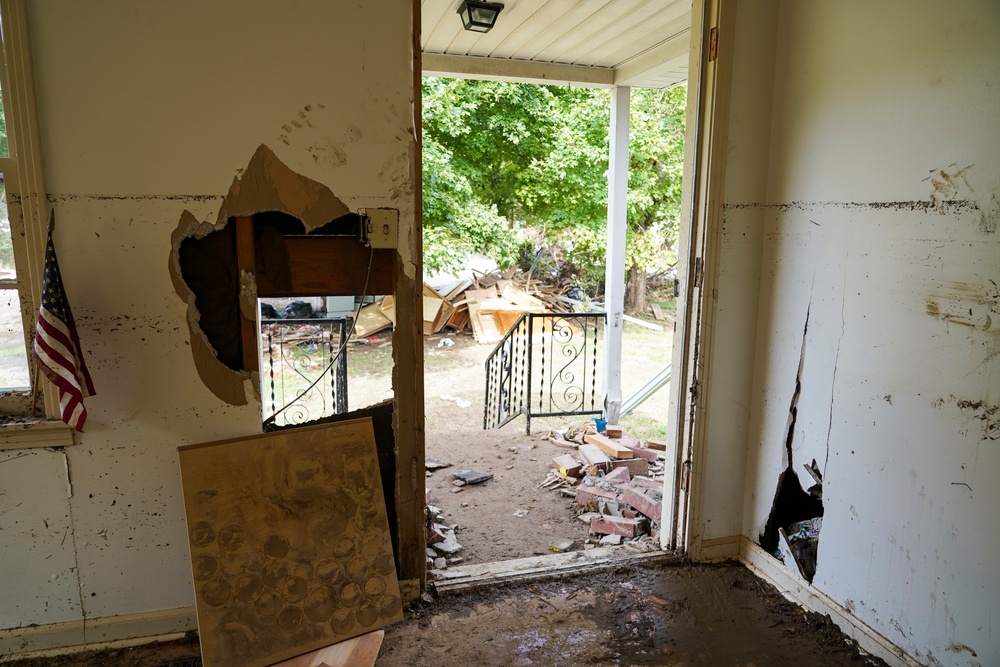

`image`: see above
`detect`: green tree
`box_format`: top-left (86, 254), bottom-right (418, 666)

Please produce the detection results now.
top-left (422, 77), bottom-right (686, 310)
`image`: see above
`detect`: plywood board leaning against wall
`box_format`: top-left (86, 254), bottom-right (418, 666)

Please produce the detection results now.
top-left (177, 418), bottom-right (403, 667)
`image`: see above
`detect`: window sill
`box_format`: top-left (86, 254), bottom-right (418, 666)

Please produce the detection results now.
top-left (0, 419), bottom-right (75, 450)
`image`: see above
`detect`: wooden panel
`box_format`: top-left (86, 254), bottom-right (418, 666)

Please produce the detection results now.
top-left (255, 238), bottom-right (396, 297)
top-left (270, 630), bottom-right (384, 667)
top-left (178, 419), bottom-right (403, 667)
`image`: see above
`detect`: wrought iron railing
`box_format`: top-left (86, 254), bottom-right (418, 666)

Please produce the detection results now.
top-left (261, 317), bottom-right (349, 427)
top-left (484, 312), bottom-right (604, 434)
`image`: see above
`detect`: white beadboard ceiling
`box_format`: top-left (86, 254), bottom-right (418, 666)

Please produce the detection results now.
top-left (421, 0), bottom-right (691, 89)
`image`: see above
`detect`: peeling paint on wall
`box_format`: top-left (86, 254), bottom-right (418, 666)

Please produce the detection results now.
top-left (168, 145), bottom-right (351, 405)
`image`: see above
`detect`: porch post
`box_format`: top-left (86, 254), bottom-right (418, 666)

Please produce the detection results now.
top-left (603, 85), bottom-right (630, 425)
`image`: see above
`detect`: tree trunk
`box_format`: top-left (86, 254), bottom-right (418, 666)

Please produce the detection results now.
top-left (624, 266), bottom-right (647, 315)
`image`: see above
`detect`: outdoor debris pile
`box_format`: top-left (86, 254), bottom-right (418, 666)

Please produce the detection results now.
top-left (352, 268), bottom-right (590, 343)
top-left (539, 421), bottom-right (667, 545)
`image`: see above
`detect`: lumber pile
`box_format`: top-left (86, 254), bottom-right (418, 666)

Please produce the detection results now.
top-left (351, 269), bottom-right (581, 343)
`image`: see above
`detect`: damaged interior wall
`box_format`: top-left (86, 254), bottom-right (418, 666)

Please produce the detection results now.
top-left (1, 0), bottom-right (417, 653)
top-left (693, 1), bottom-right (998, 665)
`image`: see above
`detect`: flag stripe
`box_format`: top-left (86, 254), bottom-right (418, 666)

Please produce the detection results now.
top-left (36, 311), bottom-right (77, 365)
top-left (32, 229), bottom-right (95, 432)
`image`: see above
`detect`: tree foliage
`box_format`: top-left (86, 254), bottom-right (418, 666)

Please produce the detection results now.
top-left (422, 77), bottom-right (686, 306)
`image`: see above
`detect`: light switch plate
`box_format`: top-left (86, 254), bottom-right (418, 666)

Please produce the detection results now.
top-left (361, 208), bottom-right (399, 249)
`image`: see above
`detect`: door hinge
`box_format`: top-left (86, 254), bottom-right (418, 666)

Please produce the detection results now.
top-left (709, 27), bottom-right (719, 62)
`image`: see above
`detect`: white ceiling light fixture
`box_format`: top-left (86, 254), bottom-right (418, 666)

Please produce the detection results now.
top-left (457, 1), bottom-right (505, 33)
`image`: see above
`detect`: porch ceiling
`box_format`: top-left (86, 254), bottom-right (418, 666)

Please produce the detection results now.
top-left (421, 0), bottom-right (691, 89)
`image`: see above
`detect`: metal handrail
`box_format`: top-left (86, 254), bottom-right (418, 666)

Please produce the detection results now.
top-left (484, 311), bottom-right (605, 434)
top-left (261, 317), bottom-right (349, 426)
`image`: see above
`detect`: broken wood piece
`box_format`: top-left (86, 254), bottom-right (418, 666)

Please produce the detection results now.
top-left (548, 436), bottom-right (577, 449)
top-left (604, 424), bottom-right (623, 439)
top-left (353, 302), bottom-right (392, 337)
top-left (553, 454), bottom-right (583, 478)
top-left (584, 433), bottom-right (634, 460)
top-left (378, 295), bottom-right (397, 325)
top-left (270, 630), bottom-right (385, 667)
top-left (444, 304), bottom-right (469, 331)
top-left (651, 303), bottom-right (665, 321)
top-left (450, 469), bottom-right (493, 485)
top-left (500, 284), bottom-right (547, 309)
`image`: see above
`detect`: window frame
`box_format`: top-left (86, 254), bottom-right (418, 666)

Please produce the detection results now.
top-left (0, 0), bottom-right (63, 426)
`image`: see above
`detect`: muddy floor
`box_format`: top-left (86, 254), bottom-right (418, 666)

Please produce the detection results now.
top-left (4, 562), bottom-right (887, 666)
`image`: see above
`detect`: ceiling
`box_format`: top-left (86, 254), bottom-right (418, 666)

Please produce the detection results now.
top-left (421, 0), bottom-right (692, 89)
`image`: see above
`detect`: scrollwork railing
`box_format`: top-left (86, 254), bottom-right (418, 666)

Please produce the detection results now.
top-left (261, 317), bottom-right (349, 427)
top-left (484, 312), bottom-right (604, 434)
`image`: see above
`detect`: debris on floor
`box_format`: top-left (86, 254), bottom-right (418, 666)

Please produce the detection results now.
top-left (450, 469), bottom-right (494, 485)
top-left (777, 516), bottom-right (823, 581)
top-left (425, 456), bottom-right (452, 471)
top-left (426, 504), bottom-right (466, 577)
top-left (537, 421), bottom-right (667, 545)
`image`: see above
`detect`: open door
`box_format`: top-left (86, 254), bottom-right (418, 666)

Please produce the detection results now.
top-left (664, 0), bottom-right (734, 553)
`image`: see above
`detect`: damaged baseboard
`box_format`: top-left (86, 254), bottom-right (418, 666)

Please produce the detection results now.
top-left (739, 538), bottom-right (921, 667)
top-left (0, 606), bottom-right (195, 659)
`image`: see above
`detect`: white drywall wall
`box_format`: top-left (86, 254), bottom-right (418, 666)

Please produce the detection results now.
top-left (0, 0), bottom-right (414, 645)
top-left (726, 2), bottom-right (999, 665)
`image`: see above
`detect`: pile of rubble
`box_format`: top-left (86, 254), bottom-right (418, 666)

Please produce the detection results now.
top-left (353, 269), bottom-right (589, 343)
top-left (539, 421), bottom-right (668, 546)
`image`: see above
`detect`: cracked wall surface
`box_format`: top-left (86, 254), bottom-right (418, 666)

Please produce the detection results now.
top-left (700, 2), bottom-right (1000, 665)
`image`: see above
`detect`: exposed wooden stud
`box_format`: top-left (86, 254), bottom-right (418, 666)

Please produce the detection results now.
top-left (234, 216), bottom-right (258, 374)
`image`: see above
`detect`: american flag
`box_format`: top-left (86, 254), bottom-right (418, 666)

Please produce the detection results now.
top-left (33, 230), bottom-right (95, 431)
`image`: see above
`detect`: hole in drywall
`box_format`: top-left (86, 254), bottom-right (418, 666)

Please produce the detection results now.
top-left (761, 465), bottom-right (824, 582)
top-left (169, 144), bottom-right (358, 405)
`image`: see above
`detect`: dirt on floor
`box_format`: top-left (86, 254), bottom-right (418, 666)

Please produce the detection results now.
top-left (399, 329), bottom-right (669, 566)
top-left (5, 562), bottom-right (888, 667)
